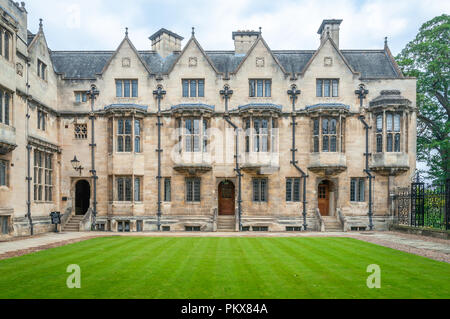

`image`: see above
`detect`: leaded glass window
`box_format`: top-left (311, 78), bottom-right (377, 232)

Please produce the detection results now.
top-left (253, 178), bottom-right (268, 202)
top-left (249, 79), bottom-right (271, 97)
top-left (286, 178), bottom-right (301, 202)
top-left (186, 178), bottom-right (201, 202)
top-left (350, 178), bottom-right (365, 202)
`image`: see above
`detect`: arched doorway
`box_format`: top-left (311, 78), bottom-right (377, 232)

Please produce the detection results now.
top-left (218, 180), bottom-right (235, 216)
top-left (75, 180), bottom-right (90, 215)
top-left (318, 180), bottom-right (330, 216)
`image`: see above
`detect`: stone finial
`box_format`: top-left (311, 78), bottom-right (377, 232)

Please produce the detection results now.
top-left (39, 18), bottom-right (43, 32)
top-left (259, 27), bottom-right (262, 35)
top-left (192, 27), bottom-right (195, 37)
top-left (384, 37), bottom-right (388, 48)
top-left (125, 27), bottom-right (129, 37)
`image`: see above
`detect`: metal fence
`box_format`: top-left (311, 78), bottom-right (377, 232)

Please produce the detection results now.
top-left (393, 179), bottom-right (450, 230)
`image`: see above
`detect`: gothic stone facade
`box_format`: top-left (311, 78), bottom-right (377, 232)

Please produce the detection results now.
top-left (0, 1), bottom-right (416, 237)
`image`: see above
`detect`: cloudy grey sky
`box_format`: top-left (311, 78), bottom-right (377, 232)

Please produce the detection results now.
top-left (26, 0), bottom-right (448, 55)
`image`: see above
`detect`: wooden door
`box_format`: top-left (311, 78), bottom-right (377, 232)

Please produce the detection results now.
top-left (318, 182), bottom-right (329, 216)
top-left (219, 182), bottom-right (235, 215)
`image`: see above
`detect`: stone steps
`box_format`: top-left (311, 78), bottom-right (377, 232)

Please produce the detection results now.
top-left (322, 217), bottom-right (343, 232)
top-left (217, 216), bottom-right (235, 231)
top-left (62, 215), bottom-right (84, 232)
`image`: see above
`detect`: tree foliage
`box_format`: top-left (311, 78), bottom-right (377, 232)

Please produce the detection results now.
top-left (396, 14), bottom-right (449, 183)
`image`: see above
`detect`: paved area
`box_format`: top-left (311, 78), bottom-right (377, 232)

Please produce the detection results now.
top-left (0, 231), bottom-right (448, 262)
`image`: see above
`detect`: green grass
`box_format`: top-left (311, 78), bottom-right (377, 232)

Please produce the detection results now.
top-left (0, 237), bottom-right (449, 299)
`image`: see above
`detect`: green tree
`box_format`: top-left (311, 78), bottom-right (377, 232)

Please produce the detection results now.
top-left (396, 14), bottom-right (449, 183)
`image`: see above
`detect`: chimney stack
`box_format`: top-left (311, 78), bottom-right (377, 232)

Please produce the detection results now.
top-left (149, 28), bottom-right (184, 58)
top-left (318, 19), bottom-right (342, 48)
top-left (232, 30), bottom-right (260, 55)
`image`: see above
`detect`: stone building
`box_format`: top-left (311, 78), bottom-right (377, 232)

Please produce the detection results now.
top-left (0, 0), bottom-right (416, 237)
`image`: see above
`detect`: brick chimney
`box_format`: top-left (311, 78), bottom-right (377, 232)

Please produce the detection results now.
top-left (149, 28), bottom-right (184, 58)
top-left (232, 30), bottom-right (260, 55)
top-left (318, 19), bottom-right (342, 48)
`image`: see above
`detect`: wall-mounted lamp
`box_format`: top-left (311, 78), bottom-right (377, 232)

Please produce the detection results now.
top-left (71, 155), bottom-right (83, 175)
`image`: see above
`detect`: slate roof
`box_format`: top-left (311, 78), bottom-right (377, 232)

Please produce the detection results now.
top-left (27, 30), bottom-right (35, 46)
top-left (149, 28), bottom-right (184, 41)
top-left (50, 48), bottom-right (400, 79)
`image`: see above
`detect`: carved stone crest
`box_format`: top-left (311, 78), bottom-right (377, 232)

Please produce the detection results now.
top-left (256, 57), bottom-right (265, 67)
top-left (324, 57), bottom-right (333, 66)
top-left (189, 57), bottom-right (198, 67)
top-left (122, 57), bottom-right (131, 68)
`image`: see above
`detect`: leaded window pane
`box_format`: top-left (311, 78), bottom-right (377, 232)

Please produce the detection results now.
top-left (118, 136), bottom-right (123, 152)
top-left (164, 178), bottom-right (171, 202)
top-left (198, 80), bottom-right (204, 97)
top-left (253, 179), bottom-right (259, 202)
top-left (324, 80), bottom-right (330, 97)
top-left (125, 119), bottom-right (132, 134)
top-left (249, 80), bottom-right (256, 97)
top-left (124, 80), bottom-right (131, 97)
top-left (0, 91), bottom-right (3, 123)
top-left (257, 80), bottom-right (263, 97)
top-left (260, 179), bottom-right (267, 202)
top-left (118, 119), bottom-right (124, 134)
top-left (314, 137), bottom-right (319, 152)
top-left (376, 114), bottom-right (383, 132)
top-left (350, 178), bottom-right (356, 202)
top-left (265, 80), bottom-right (271, 97)
top-left (4, 93), bottom-right (9, 125)
top-left (358, 179), bottom-right (365, 202)
top-left (194, 179), bottom-right (200, 202)
top-left (330, 119), bottom-right (337, 134)
top-left (332, 80), bottom-right (339, 97)
top-left (125, 178), bottom-right (132, 201)
top-left (394, 114), bottom-right (401, 132)
top-left (125, 136), bottom-right (132, 152)
top-left (387, 134), bottom-right (393, 152)
top-left (190, 80), bottom-right (197, 97)
top-left (322, 118), bottom-right (328, 134)
top-left (286, 178), bottom-right (292, 202)
top-left (116, 80), bottom-right (123, 97)
top-left (135, 137), bottom-right (140, 153)
top-left (316, 80), bottom-right (323, 97)
top-left (330, 136), bottom-right (337, 152)
top-left (323, 136), bottom-right (329, 152)
top-left (293, 178), bottom-right (301, 202)
top-left (183, 80), bottom-right (189, 97)
top-left (376, 134), bottom-right (383, 153)
top-left (394, 134), bottom-right (401, 152)
top-left (117, 178), bottom-right (124, 201)
top-left (386, 114), bottom-right (393, 132)
top-left (132, 80), bottom-right (138, 97)
top-left (0, 161), bottom-right (6, 186)
top-left (134, 178), bottom-right (141, 201)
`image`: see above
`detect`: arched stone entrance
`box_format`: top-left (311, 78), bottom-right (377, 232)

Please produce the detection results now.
top-left (218, 180), bottom-right (235, 216)
top-left (75, 180), bottom-right (90, 215)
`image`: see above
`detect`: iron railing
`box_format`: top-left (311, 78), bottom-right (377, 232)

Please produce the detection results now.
top-left (393, 179), bottom-right (450, 230)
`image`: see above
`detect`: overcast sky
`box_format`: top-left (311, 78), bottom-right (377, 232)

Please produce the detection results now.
top-left (26, 0), bottom-right (448, 55)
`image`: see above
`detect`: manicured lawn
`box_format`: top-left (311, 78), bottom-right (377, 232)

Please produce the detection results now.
top-left (0, 237), bottom-right (449, 299)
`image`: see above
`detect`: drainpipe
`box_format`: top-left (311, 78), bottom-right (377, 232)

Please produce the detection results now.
top-left (25, 58), bottom-right (33, 235)
top-left (359, 116), bottom-right (374, 230)
top-left (153, 86), bottom-right (166, 231)
top-left (87, 85), bottom-right (99, 231)
top-left (220, 85), bottom-right (242, 231)
top-left (287, 85), bottom-right (308, 230)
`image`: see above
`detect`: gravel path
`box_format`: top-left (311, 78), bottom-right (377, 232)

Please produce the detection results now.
top-left (0, 231), bottom-right (448, 263)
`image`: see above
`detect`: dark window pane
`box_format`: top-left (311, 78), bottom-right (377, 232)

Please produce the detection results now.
top-left (124, 80), bottom-right (131, 97)
top-left (322, 118), bottom-right (328, 134)
top-left (330, 136), bottom-right (337, 152)
top-left (125, 119), bottom-right (132, 134)
top-left (116, 80), bottom-right (123, 97)
top-left (350, 179), bottom-right (356, 202)
top-left (134, 178), bottom-right (140, 201)
top-left (265, 80), bottom-right (271, 97)
top-left (4, 93), bottom-right (9, 125)
top-left (313, 119), bottom-right (319, 135)
top-left (164, 178), bottom-right (171, 202)
top-left (332, 80), bottom-right (338, 97)
top-left (394, 134), bottom-right (400, 152)
top-left (117, 178), bottom-right (124, 201)
top-left (293, 178), bottom-right (301, 202)
top-left (125, 136), bottom-right (132, 152)
top-left (183, 80), bottom-right (189, 97)
top-left (260, 179), bottom-right (267, 202)
top-left (135, 137), bottom-right (140, 153)
top-left (132, 80), bottom-right (138, 97)
top-left (324, 80), bottom-right (330, 97)
top-left (286, 178), bottom-right (292, 202)
top-left (125, 178), bottom-right (132, 201)
top-left (118, 119), bottom-right (124, 134)
top-left (314, 137), bottom-right (319, 152)
top-left (323, 136), bottom-right (329, 152)
top-left (358, 179), bottom-right (365, 202)
top-left (198, 80), bottom-right (204, 97)
top-left (194, 179), bottom-right (200, 202)
top-left (316, 80), bottom-right (322, 97)
top-left (257, 80), bottom-right (263, 97)
top-left (249, 80), bottom-right (256, 97)
top-left (376, 114), bottom-right (383, 132)
top-left (0, 92), bottom-right (3, 124)
top-left (253, 179), bottom-right (259, 202)
top-left (330, 119), bottom-right (337, 134)
top-left (387, 134), bottom-right (393, 152)
top-left (376, 134), bottom-right (383, 153)
top-left (190, 80), bottom-right (197, 97)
